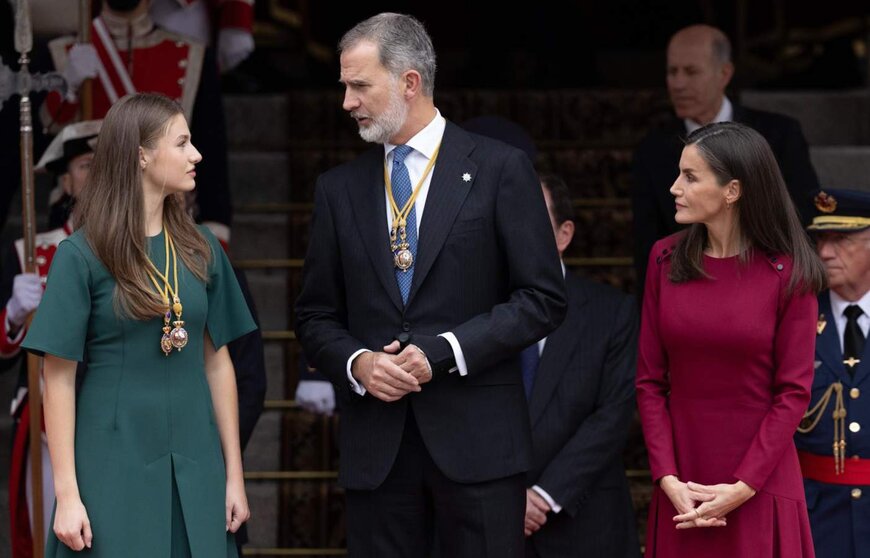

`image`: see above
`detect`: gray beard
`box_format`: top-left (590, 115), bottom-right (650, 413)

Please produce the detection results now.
top-left (357, 92), bottom-right (409, 144)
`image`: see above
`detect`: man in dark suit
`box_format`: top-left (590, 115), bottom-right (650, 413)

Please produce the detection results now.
top-left (524, 175), bottom-right (639, 558)
top-left (632, 24), bottom-right (819, 288)
top-left (795, 189), bottom-right (870, 558)
top-left (294, 13), bottom-right (567, 558)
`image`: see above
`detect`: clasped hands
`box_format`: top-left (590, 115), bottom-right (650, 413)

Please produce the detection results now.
top-left (660, 475), bottom-right (756, 530)
top-left (352, 340), bottom-right (433, 402)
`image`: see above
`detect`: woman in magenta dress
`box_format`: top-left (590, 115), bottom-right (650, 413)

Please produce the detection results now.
top-left (637, 121), bottom-right (825, 557)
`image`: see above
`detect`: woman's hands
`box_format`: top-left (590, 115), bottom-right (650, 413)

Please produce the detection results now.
top-left (672, 480), bottom-right (756, 529)
top-left (659, 475), bottom-right (726, 529)
top-left (226, 477), bottom-right (251, 533)
top-left (54, 497), bottom-right (92, 551)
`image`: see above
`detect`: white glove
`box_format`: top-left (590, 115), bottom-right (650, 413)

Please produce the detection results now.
top-left (217, 28), bottom-right (254, 73)
top-left (6, 273), bottom-right (43, 329)
top-left (63, 44), bottom-right (100, 99)
top-left (295, 380), bottom-right (336, 416)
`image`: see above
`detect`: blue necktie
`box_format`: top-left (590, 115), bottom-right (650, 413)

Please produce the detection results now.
top-left (391, 145), bottom-right (417, 304)
top-left (520, 343), bottom-right (540, 398)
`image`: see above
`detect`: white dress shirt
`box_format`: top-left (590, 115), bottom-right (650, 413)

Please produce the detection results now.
top-left (684, 96), bottom-right (733, 134)
top-left (345, 109), bottom-right (471, 395)
top-left (829, 289), bottom-right (870, 352)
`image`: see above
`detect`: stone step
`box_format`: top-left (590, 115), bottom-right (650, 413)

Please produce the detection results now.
top-left (263, 342), bottom-right (287, 401)
top-left (741, 89), bottom-right (870, 146)
top-left (244, 269), bottom-right (290, 331)
top-left (246, 475), bottom-right (280, 548)
top-left (228, 151), bottom-right (292, 205)
top-left (810, 146), bottom-right (870, 190)
top-left (232, 213), bottom-right (289, 260)
top-left (224, 95), bottom-right (290, 150)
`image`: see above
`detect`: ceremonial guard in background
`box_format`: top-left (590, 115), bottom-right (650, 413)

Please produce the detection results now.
top-left (4, 120), bottom-right (100, 558)
top-left (39, 0), bottom-right (233, 245)
top-left (150, 0), bottom-right (255, 73)
top-left (796, 189), bottom-right (870, 558)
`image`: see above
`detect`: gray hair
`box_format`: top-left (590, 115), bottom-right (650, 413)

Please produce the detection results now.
top-left (711, 31), bottom-right (732, 65)
top-left (339, 13), bottom-right (437, 97)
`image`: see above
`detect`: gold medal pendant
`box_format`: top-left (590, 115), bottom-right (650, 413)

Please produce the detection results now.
top-left (384, 144), bottom-right (441, 274)
top-left (390, 224), bottom-right (413, 272)
top-left (147, 231), bottom-right (189, 355)
top-left (170, 321), bottom-right (188, 350)
top-left (160, 310), bottom-right (173, 356)
top-left (169, 296), bottom-right (188, 350)
top-left (394, 247), bottom-right (414, 271)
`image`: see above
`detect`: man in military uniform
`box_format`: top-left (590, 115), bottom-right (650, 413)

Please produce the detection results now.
top-left (3, 120), bottom-right (100, 558)
top-left (796, 188), bottom-right (870, 558)
top-left (39, 0), bottom-right (233, 246)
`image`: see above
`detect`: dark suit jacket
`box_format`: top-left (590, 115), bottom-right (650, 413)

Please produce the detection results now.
top-left (631, 103), bottom-right (820, 288)
top-left (295, 121), bottom-right (567, 490)
top-left (526, 273), bottom-right (639, 558)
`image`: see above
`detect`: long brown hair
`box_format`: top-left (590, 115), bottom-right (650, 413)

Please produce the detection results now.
top-left (75, 93), bottom-right (212, 319)
top-left (669, 122), bottom-right (825, 294)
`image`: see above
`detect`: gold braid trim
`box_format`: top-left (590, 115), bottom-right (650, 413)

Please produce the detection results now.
top-left (798, 382), bottom-right (847, 474)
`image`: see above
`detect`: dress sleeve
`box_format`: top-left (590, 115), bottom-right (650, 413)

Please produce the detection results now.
top-left (201, 227), bottom-right (257, 349)
top-left (636, 242), bottom-right (679, 482)
top-left (21, 240), bottom-right (90, 361)
top-left (732, 271), bottom-right (816, 490)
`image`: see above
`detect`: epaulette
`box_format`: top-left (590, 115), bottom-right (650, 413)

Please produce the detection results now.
top-left (654, 244), bottom-right (676, 265)
top-left (763, 251), bottom-right (787, 273)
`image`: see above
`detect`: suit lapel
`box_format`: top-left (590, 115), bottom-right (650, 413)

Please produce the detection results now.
top-left (406, 122), bottom-right (477, 306)
top-left (346, 147), bottom-right (404, 312)
top-left (529, 278), bottom-right (587, 426)
top-left (816, 293), bottom-right (850, 384)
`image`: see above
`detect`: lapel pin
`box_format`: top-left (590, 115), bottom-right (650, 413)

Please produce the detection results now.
top-left (817, 314), bottom-right (827, 335)
top-left (462, 172), bottom-right (472, 182)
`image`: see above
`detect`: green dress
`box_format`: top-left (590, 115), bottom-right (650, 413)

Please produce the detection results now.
top-left (23, 226), bottom-right (256, 558)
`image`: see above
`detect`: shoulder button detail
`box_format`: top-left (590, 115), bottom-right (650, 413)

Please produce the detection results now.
top-left (776, 263), bottom-right (784, 271)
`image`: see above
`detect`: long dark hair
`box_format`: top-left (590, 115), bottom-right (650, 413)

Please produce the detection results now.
top-left (75, 93), bottom-right (212, 319)
top-left (669, 122), bottom-right (825, 294)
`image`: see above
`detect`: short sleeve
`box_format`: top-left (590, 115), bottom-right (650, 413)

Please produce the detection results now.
top-left (22, 240), bottom-right (91, 361)
top-left (201, 227), bottom-right (257, 349)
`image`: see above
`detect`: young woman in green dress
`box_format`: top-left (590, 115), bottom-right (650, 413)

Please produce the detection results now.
top-left (23, 92), bottom-right (256, 557)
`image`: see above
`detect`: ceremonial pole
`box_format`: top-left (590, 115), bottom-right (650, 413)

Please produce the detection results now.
top-left (79, 0), bottom-right (92, 120)
top-left (14, 1), bottom-right (44, 555)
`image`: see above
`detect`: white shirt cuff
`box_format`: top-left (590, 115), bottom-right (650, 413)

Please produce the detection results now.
top-left (438, 332), bottom-right (467, 376)
top-left (346, 349), bottom-right (370, 396)
top-left (532, 485), bottom-right (562, 514)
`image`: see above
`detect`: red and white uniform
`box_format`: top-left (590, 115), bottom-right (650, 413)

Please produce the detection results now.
top-left (41, 13), bottom-right (205, 130)
top-left (7, 224), bottom-right (71, 558)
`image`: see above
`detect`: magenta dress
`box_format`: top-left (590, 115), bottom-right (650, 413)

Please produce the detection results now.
top-left (637, 235), bottom-right (816, 557)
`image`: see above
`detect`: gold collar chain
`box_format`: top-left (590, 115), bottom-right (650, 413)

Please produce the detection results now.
top-left (145, 230), bottom-right (189, 355)
top-left (383, 143), bottom-right (441, 271)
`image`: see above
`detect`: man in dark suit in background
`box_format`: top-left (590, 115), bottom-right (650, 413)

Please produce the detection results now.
top-left (524, 175), bottom-right (640, 558)
top-left (632, 24), bottom-right (819, 288)
top-left (294, 12), bottom-right (566, 558)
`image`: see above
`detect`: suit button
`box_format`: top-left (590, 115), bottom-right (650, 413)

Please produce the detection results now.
top-left (852, 388), bottom-right (861, 399)
top-left (853, 488), bottom-right (863, 500)
top-left (402, 322), bottom-right (411, 332)
top-left (850, 422), bottom-right (861, 433)
top-left (776, 264), bottom-right (784, 271)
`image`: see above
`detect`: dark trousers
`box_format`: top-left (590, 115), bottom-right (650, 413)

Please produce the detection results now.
top-left (345, 409), bottom-right (525, 558)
